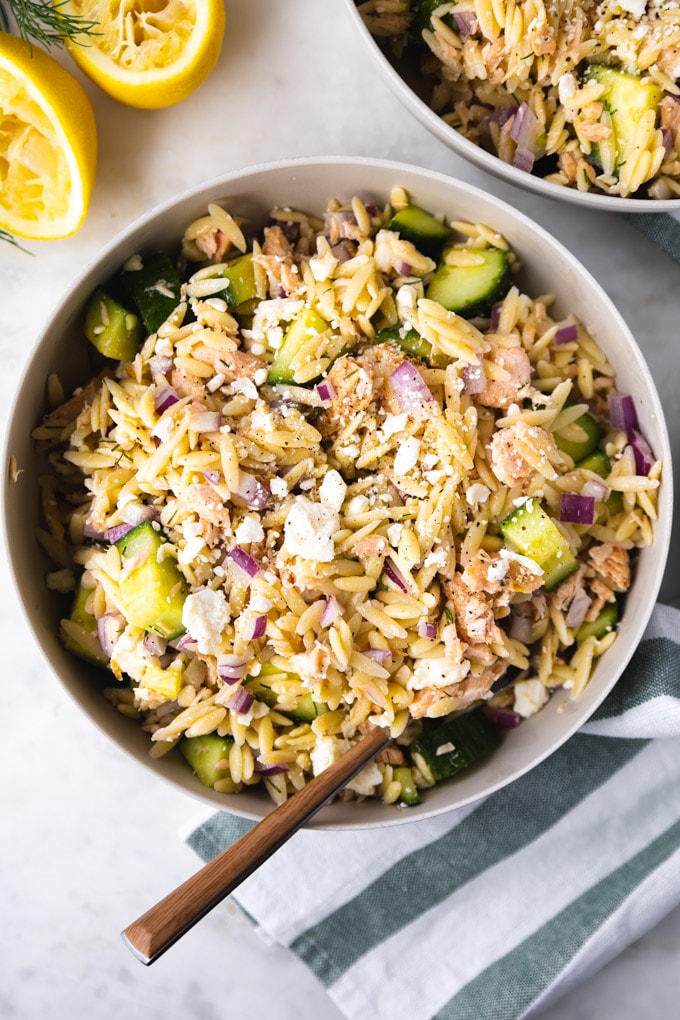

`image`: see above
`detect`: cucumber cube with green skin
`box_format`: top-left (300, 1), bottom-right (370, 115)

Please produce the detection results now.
top-left (393, 766), bottom-right (422, 806)
top-left (117, 251), bottom-right (183, 334)
top-left (576, 601), bottom-right (618, 644)
top-left (218, 252), bottom-right (258, 308)
top-left (141, 663), bottom-right (183, 699)
top-left (179, 733), bottom-right (236, 789)
top-left (554, 410), bottom-right (601, 462)
top-left (410, 709), bottom-right (500, 783)
top-left (84, 288), bottom-right (143, 362)
top-left (384, 204), bottom-right (453, 259)
top-left (577, 450), bottom-right (611, 477)
top-left (245, 660), bottom-right (328, 723)
top-left (374, 326), bottom-right (450, 368)
top-left (266, 307), bottom-right (330, 385)
top-left (115, 522), bottom-right (187, 640)
top-left (425, 247), bottom-right (511, 318)
top-left (585, 65), bottom-right (661, 174)
top-left (61, 584), bottom-right (110, 666)
top-left (499, 498), bottom-right (578, 591)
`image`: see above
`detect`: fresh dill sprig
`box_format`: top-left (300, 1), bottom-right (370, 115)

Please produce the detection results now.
top-left (0, 228), bottom-right (33, 254)
top-left (0, 0), bottom-right (98, 49)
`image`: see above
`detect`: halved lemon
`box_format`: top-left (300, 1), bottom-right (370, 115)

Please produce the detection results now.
top-left (59, 0), bottom-right (226, 110)
top-left (0, 32), bottom-right (97, 240)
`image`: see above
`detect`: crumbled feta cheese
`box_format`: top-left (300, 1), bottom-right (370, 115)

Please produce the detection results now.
top-left (395, 281), bottom-right (424, 323)
top-left (319, 469), bottom-right (347, 512)
top-left (178, 535), bottom-right (206, 565)
top-left (347, 761), bottom-right (383, 797)
top-left (182, 589), bottom-right (230, 655)
top-left (617, 0), bottom-right (645, 17)
top-left (152, 417), bottom-right (175, 443)
top-left (514, 679), bottom-right (549, 718)
top-left (424, 547), bottom-right (448, 570)
top-left (393, 436), bottom-right (421, 476)
top-left (283, 497), bottom-right (340, 562)
top-left (270, 476), bottom-right (288, 498)
top-left (250, 594), bottom-right (273, 613)
top-left (207, 373), bottom-right (226, 393)
top-left (408, 656), bottom-right (470, 691)
top-left (346, 495), bottom-right (370, 515)
top-left (436, 742), bottom-right (455, 755)
top-left (310, 735), bottom-right (347, 775)
top-left (309, 252), bottom-right (338, 281)
top-left (231, 378), bottom-right (259, 400)
top-left (254, 368), bottom-right (268, 386)
top-left (421, 453), bottom-right (438, 470)
top-left (387, 523), bottom-right (403, 548)
top-left (235, 515), bottom-right (265, 545)
top-left (380, 412), bottom-right (408, 440)
top-left (466, 482), bottom-right (491, 509)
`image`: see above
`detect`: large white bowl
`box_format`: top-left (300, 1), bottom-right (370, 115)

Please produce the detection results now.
top-left (342, 0), bottom-right (680, 213)
top-left (2, 158), bottom-right (672, 829)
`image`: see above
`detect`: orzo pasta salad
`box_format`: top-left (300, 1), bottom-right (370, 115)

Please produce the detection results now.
top-left (33, 188), bottom-right (661, 807)
top-left (358, 0), bottom-right (680, 199)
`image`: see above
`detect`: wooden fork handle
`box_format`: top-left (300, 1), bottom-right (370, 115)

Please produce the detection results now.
top-left (122, 725), bottom-right (390, 964)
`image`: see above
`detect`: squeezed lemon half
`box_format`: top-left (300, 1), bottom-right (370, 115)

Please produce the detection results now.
top-left (59, 0), bottom-right (226, 110)
top-left (0, 32), bottom-right (97, 240)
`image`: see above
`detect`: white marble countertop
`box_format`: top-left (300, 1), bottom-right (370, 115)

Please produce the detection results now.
top-left (1, 2), bottom-right (679, 1017)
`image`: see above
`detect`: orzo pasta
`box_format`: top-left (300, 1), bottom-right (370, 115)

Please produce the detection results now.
top-left (33, 188), bottom-right (661, 807)
top-left (358, 0), bottom-right (680, 199)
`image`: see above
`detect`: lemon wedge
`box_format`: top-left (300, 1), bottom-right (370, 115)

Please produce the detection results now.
top-left (59, 0), bottom-right (226, 110)
top-left (0, 32), bottom-right (97, 240)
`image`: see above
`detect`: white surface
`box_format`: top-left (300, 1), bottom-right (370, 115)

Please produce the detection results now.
top-left (1, 1), bottom-right (679, 1017)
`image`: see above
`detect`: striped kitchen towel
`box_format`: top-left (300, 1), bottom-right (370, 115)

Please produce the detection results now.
top-left (186, 603), bottom-right (680, 1020)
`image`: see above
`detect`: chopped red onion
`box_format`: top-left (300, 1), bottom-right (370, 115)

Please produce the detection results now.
top-left (216, 654), bottom-right (248, 684)
top-left (228, 547), bottom-right (260, 578)
top-left (96, 612), bottom-right (124, 657)
top-left (106, 523), bottom-right (134, 543)
top-left (489, 302), bottom-right (502, 330)
top-left (170, 632), bottom-right (197, 651)
top-left (149, 354), bottom-right (173, 377)
top-left (565, 588), bottom-right (592, 629)
top-left (510, 102), bottom-right (543, 154)
top-left (254, 760), bottom-right (290, 775)
top-left (330, 240), bottom-right (354, 263)
top-left (462, 359), bottom-right (486, 394)
top-left (143, 632), bottom-right (167, 657)
top-left (120, 503), bottom-right (159, 526)
top-left (203, 469), bottom-right (221, 485)
top-left (418, 619), bottom-right (438, 639)
top-left (581, 478), bottom-right (609, 501)
top-left (232, 471), bottom-right (271, 510)
top-left (608, 393), bottom-right (638, 432)
top-left (396, 260), bottom-right (412, 277)
top-left (83, 521), bottom-right (107, 542)
top-left (363, 648), bottom-right (392, 665)
top-left (553, 320), bottom-right (579, 345)
top-left (390, 361), bottom-right (434, 416)
top-left (661, 126), bottom-right (673, 156)
top-left (219, 686), bottom-right (255, 715)
top-left (316, 379), bottom-right (337, 404)
top-left (508, 607), bottom-right (535, 644)
top-left (320, 595), bottom-right (343, 628)
top-left (383, 558), bottom-right (409, 593)
top-left (512, 146), bottom-right (535, 173)
top-left (560, 492), bottom-right (595, 525)
top-left (453, 10), bottom-right (478, 36)
top-left (629, 428), bottom-right (655, 476)
top-left (324, 209), bottom-right (357, 241)
top-left (249, 614), bottom-right (268, 640)
top-left (489, 105), bottom-right (516, 126)
top-left (155, 385), bottom-right (179, 414)
top-left (189, 411), bottom-right (222, 433)
top-left (494, 708), bottom-right (521, 731)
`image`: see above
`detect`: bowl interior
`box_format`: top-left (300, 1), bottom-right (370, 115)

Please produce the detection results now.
top-left (342, 0), bottom-right (680, 214)
top-left (3, 157), bottom-right (672, 829)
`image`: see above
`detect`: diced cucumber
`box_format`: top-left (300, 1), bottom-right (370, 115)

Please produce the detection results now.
top-left (266, 307), bottom-right (330, 384)
top-left (218, 252), bottom-right (258, 308)
top-left (140, 663), bottom-right (183, 699)
top-left (577, 451), bottom-right (611, 477)
top-left (61, 584), bottom-right (109, 666)
top-left (384, 204), bottom-right (452, 259)
top-left (425, 247), bottom-right (511, 318)
top-left (84, 288), bottom-right (142, 362)
top-left (393, 765), bottom-right (422, 806)
top-left (554, 409), bottom-right (601, 462)
top-left (499, 498), bottom-right (578, 591)
top-left (409, 708), bottom-right (500, 783)
top-left (117, 251), bottom-right (183, 334)
top-left (584, 65), bottom-right (661, 174)
top-left (115, 522), bottom-right (187, 640)
top-left (576, 601), bottom-right (618, 644)
top-left (179, 733), bottom-right (235, 789)
top-left (374, 326), bottom-right (450, 368)
top-left (245, 660), bottom-right (328, 723)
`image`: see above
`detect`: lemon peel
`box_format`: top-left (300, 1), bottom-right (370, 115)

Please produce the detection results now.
top-left (59, 0), bottom-right (226, 110)
top-left (0, 32), bottom-right (97, 240)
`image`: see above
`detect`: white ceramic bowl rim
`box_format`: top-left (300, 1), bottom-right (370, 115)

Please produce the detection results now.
top-left (342, 0), bottom-right (680, 213)
top-left (2, 156), bottom-right (673, 829)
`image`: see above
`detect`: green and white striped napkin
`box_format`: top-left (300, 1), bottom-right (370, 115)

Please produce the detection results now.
top-left (186, 214), bottom-right (680, 1020)
top-left (186, 603), bottom-right (680, 1020)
